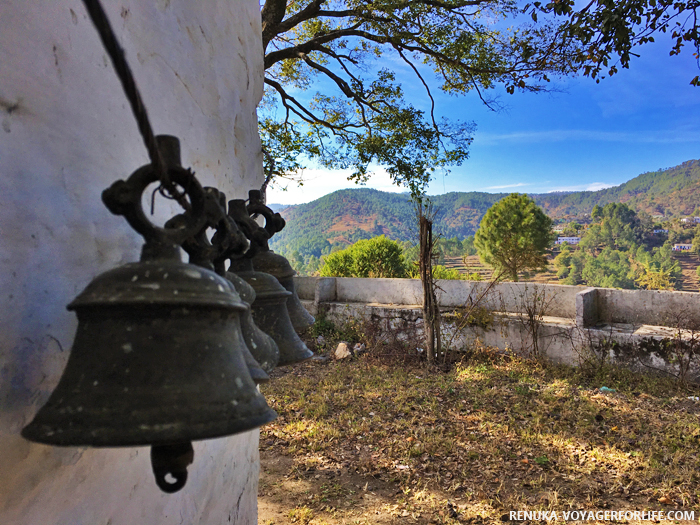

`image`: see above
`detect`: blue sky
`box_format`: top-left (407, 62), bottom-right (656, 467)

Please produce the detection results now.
top-left (267, 33), bottom-right (700, 205)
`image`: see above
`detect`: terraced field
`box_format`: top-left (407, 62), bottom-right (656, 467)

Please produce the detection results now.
top-left (443, 255), bottom-right (560, 284)
top-left (443, 253), bottom-right (700, 291)
top-left (673, 253), bottom-right (700, 292)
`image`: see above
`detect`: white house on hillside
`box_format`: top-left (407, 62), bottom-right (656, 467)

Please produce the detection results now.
top-left (672, 243), bottom-right (693, 251)
top-left (556, 236), bottom-right (581, 245)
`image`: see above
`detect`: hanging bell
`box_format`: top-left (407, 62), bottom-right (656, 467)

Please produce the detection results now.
top-left (247, 190), bottom-right (315, 331)
top-left (226, 271), bottom-right (280, 372)
top-left (227, 198), bottom-right (312, 365)
top-left (22, 136), bottom-right (276, 494)
top-left (164, 187), bottom-right (269, 384)
top-left (250, 249), bottom-right (315, 331)
top-left (228, 257), bottom-right (313, 366)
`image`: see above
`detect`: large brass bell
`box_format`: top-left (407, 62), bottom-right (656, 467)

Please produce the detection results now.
top-left (228, 199), bottom-right (313, 366)
top-left (21, 136), bottom-right (276, 493)
top-left (247, 190), bottom-right (315, 331)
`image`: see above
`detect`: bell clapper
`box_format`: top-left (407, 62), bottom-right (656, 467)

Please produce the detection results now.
top-left (150, 442), bottom-right (194, 493)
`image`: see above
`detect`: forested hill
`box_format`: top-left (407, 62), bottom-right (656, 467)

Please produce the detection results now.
top-left (534, 159), bottom-right (700, 217)
top-left (269, 159), bottom-right (700, 258)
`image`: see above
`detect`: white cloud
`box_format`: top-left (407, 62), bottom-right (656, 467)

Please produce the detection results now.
top-left (482, 182), bottom-right (530, 190)
top-left (585, 182), bottom-right (616, 191)
top-left (546, 181), bottom-right (618, 193)
top-left (266, 167), bottom-right (404, 205)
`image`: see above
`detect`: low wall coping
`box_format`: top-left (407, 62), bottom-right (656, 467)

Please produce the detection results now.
top-left (294, 276), bottom-right (699, 329)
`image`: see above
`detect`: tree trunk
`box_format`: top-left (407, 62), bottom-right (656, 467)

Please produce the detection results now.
top-left (419, 211), bottom-right (440, 366)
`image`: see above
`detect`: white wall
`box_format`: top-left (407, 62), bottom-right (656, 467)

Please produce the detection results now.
top-left (0, 1), bottom-right (264, 523)
top-left (296, 277), bottom-right (699, 328)
top-left (298, 277), bottom-right (580, 320)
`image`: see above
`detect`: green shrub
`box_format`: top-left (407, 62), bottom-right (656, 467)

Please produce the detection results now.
top-left (319, 236), bottom-right (408, 278)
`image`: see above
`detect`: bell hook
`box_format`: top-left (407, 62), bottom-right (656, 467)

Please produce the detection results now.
top-left (246, 190), bottom-right (315, 331)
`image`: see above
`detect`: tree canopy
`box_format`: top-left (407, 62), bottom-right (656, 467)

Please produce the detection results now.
top-left (554, 202), bottom-right (681, 289)
top-left (259, 1), bottom-right (700, 195)
top-left (539, 0), bottom-right (700, 85)
top-left (318, 235), bottom-right (408, 277)
top-left (474, 193), bottom-right (553, 281)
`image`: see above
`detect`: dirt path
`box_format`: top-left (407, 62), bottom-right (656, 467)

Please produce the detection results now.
top-left (259, 448), bottom-right (421, 524)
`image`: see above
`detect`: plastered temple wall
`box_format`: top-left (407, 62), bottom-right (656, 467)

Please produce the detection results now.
top-left (0, 1), bottom-right (264, 523)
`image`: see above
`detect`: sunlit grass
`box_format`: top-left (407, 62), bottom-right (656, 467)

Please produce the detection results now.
top-left (261, 348), bottom-right (700, 523)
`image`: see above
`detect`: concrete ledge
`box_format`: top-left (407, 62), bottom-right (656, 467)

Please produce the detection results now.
top-left (295, 276), bottom-right (699, 329)
top-left (315, 277), bottom-right (337, 303)
top-left (597, 288), bottom-right (700, 327)
top-left (576, 287), bottom-right (598, 327)
top-left (294, 276), bottom-right (317, 301)
top-left (296, 276), bottom-right (700, 383)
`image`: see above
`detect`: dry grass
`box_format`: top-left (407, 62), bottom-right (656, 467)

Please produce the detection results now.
top-left (259, 341), bottom-right (700, 524)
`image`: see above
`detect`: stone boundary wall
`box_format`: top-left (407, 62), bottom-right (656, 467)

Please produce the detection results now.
top-left (295, 277), bottom-right (700, 329)
top-left (294, 277), bottom-right (700, 383)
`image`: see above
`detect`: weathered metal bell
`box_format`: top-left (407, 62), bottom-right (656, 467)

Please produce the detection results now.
top-left (229, 257), bottom-right (313, 366)
top-left (226, 271), bottom-right (280, 372)
top-left (247, 190), bottom-right (315, 331)
top-left (165, 187), bottom-right (269, 384)
top-left (22, 136), bottom-right (276, 494)
top-left (21, 245), bottom-right (276, 487)
top-left (251, 250), bottom-right (315, 331)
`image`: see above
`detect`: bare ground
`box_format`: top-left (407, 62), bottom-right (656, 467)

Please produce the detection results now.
top-left (257, 350), bottom-right (700, 525)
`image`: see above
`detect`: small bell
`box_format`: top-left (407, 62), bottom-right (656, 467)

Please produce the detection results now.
top-left (22, 136), bottom-right (276, 493)
top-left (226, 271), bottom-right (280, 372)
top-left (165, 186), bottom-right (269, 384)
top-left (228, 257), bottom-right (313, 366)
top-left (247, 190), bottom-right (315, 331)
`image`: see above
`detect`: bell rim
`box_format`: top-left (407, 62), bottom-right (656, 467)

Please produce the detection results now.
top-left (277, 348), bottom-right (314, 366)
top-left (248, 290), bottom-right (292, 301)
top-left (21, 407), bottom-right (277, 448)
top-left (67, 298), bottom-right (249, 311)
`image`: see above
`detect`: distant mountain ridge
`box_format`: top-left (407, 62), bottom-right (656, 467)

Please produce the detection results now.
top-left (269, 159), bottom-right (700, 259)
top-left (266, 203), bottom-right (289, 213)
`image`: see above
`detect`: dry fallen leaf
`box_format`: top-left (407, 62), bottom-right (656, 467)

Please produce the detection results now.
top-left (658, 496), bottom-right (673, 505)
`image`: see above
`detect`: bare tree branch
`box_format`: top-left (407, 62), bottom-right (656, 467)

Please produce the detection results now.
top-left (261, 0), bottom-right (290, 50)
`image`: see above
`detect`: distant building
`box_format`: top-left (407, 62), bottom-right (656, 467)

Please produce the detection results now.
top-left (680, 217), bottom-right (700, 224)
top-left (653, 229), bottom-right (669, 234)
top-left (672, 243), bottom-right (693, 251)
top-left (556, 236), bottom-right (581, 245)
